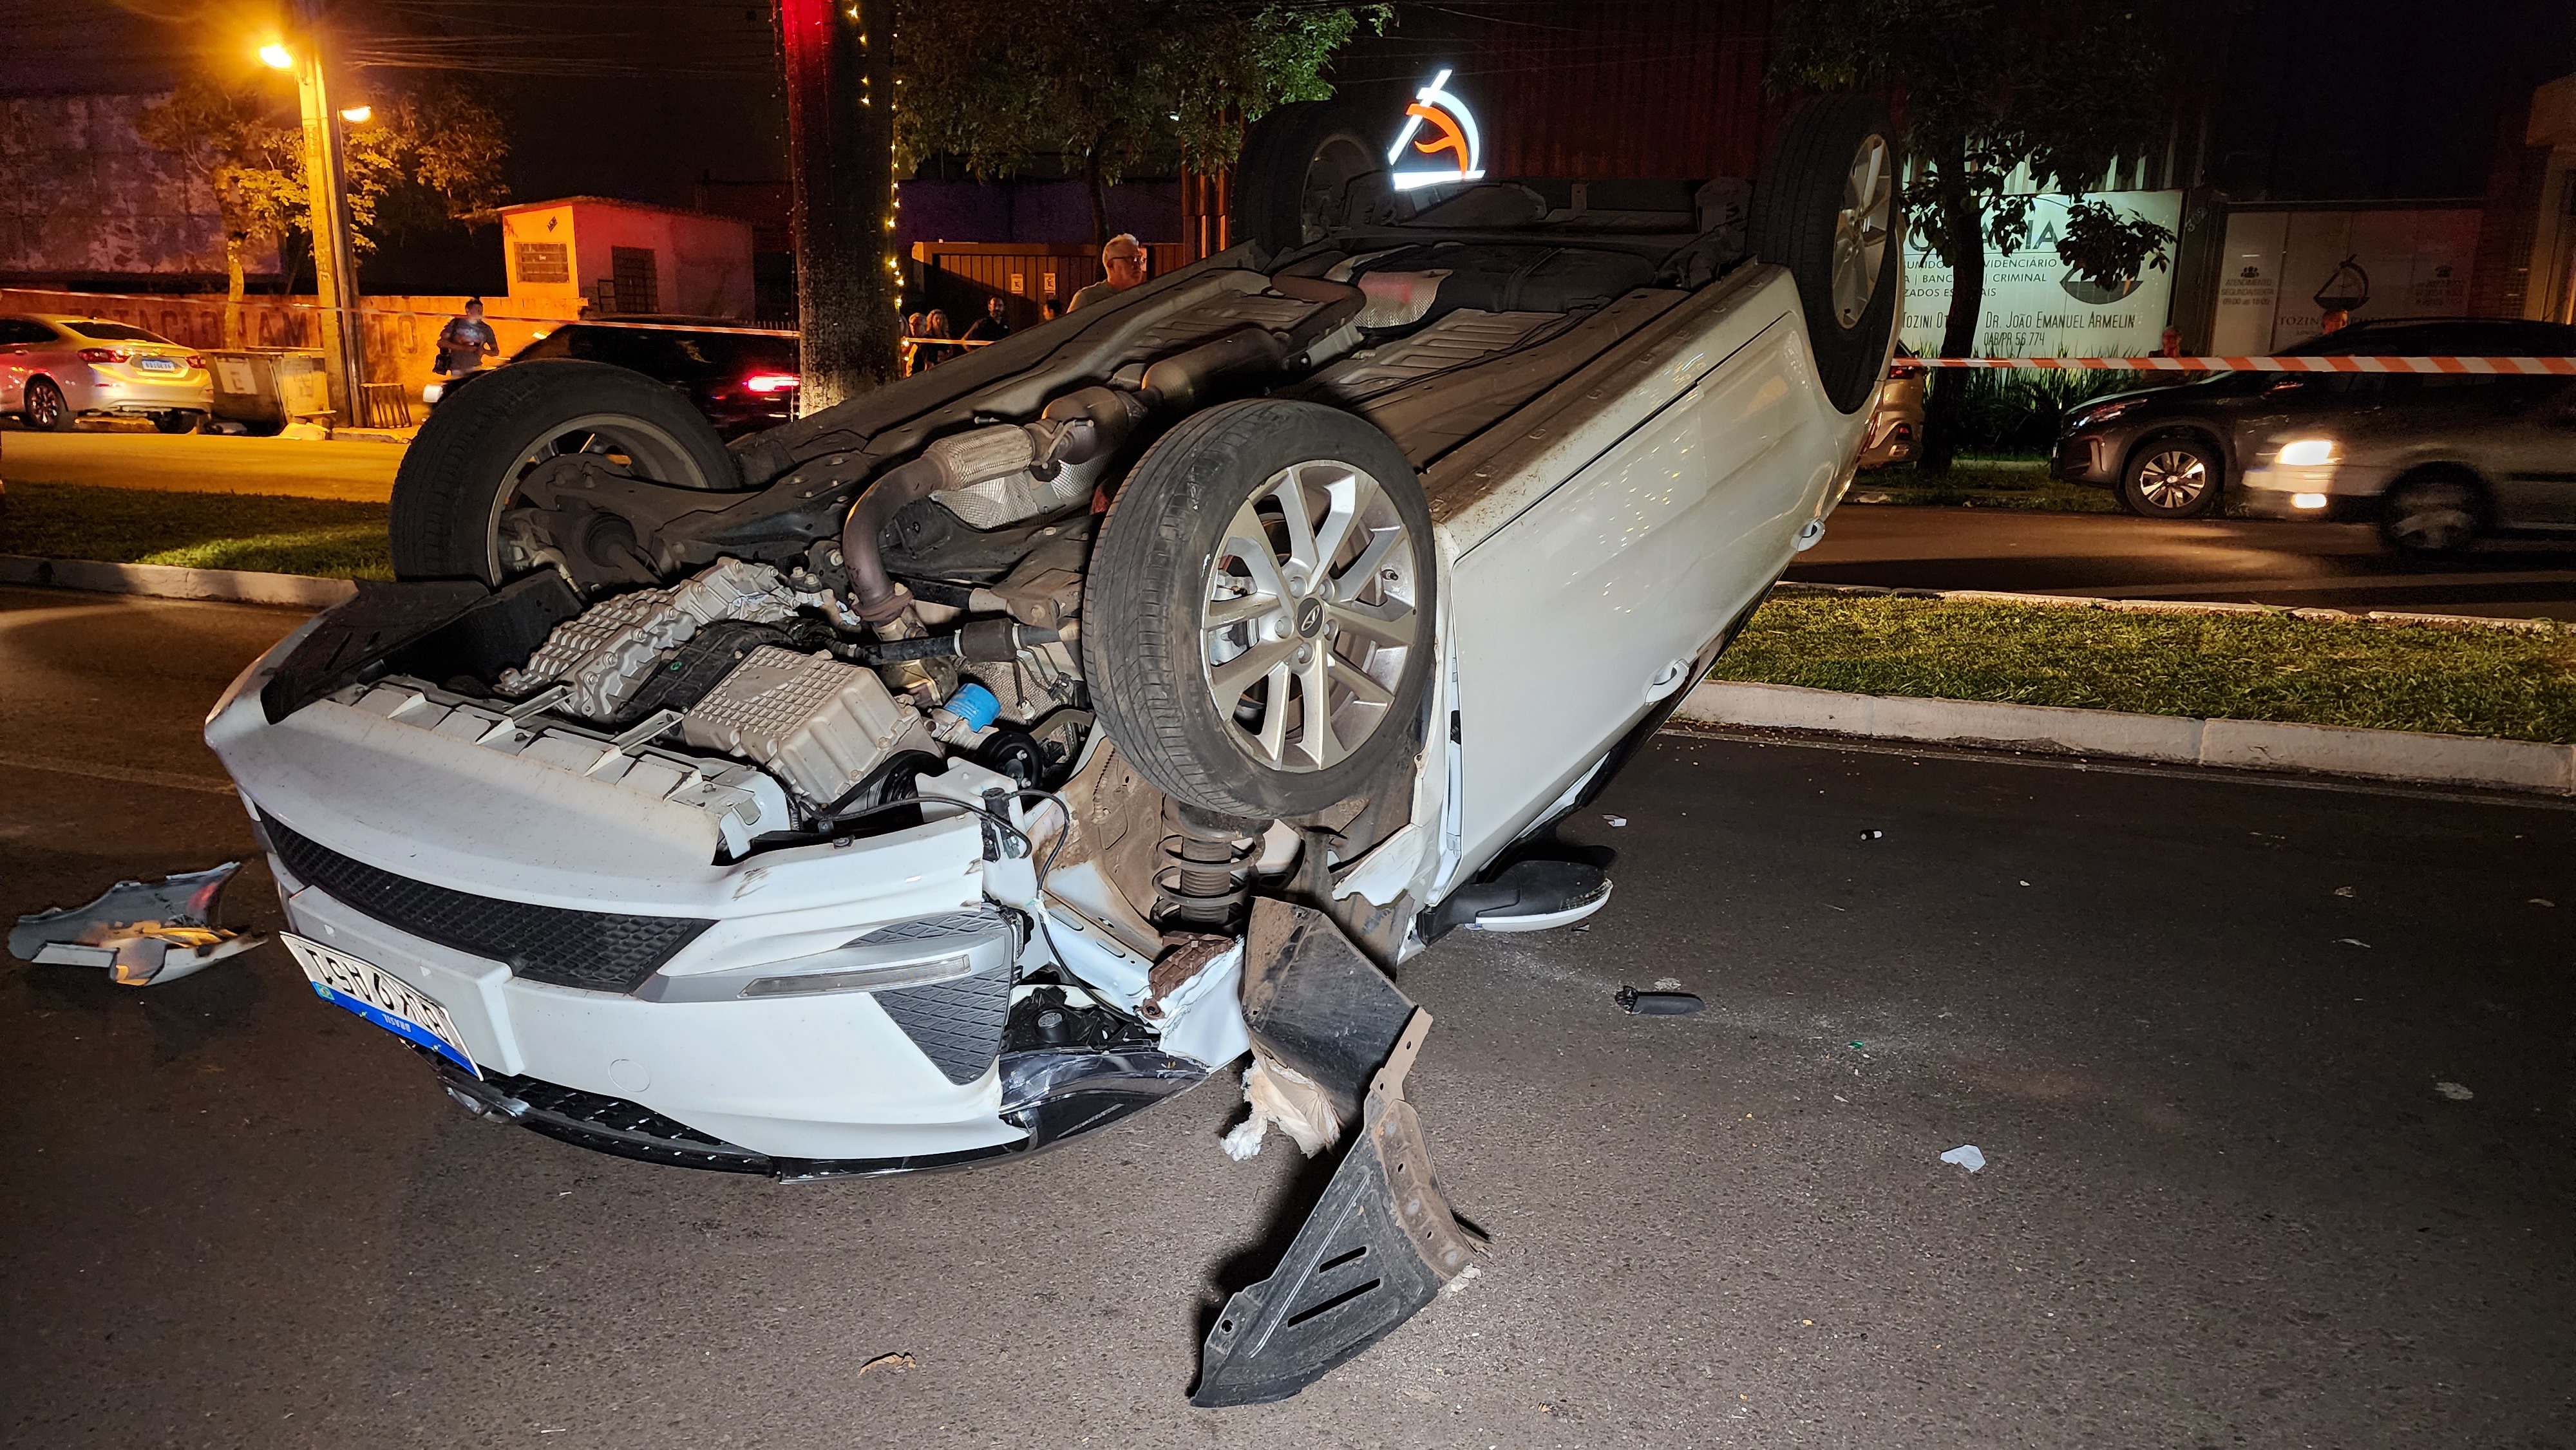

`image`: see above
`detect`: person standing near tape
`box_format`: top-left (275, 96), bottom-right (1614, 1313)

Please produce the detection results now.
top-left (435, 297), bottom-right (498, 381)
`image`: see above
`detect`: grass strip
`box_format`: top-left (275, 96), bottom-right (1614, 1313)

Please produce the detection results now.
top-left (1847, 457), bottom-right (2123, 513)
top-left (1716, 595), bottom-right (2576, 744)
top-left (0, 480), bottom-right (392, 579)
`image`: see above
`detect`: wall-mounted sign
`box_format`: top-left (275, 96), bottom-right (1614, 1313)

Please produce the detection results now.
top-left (2208, 208), bottom-right (2479, 355)
top-left (1387, 68), bottom-right (1484, 191)
top-left (1899, 191), bottom-right (2184, 358)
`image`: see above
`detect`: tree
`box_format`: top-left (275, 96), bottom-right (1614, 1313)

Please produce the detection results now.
top-left (133, 80), bottom-right (305, 347)
top-left (136, 76), bottom-right (510, 345)
top-left (1771, 0), bottom-right (2176, 471)
top-left (895, 0), bottom-right (1387, 245)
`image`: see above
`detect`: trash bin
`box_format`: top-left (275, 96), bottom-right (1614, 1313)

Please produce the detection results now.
top-left (205, 348), bottom-right (332, 435)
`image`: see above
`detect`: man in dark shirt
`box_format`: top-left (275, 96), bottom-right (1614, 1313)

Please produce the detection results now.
top-left (961, 296), bottom-right (1011, 344)
top-left (437, 297), bottom-right (498, 377)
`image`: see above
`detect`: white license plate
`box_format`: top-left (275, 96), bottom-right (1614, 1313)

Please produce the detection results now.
top-left (284, 934), bottom-right (480, 1078)
top-left (137, 356), bottom-right (178, 372)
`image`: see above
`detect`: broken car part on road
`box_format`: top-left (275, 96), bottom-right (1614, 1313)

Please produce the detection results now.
top-left (8, 862), bottom-right (267, 986)
top-left (196, 93), bottom-right (1896, 1401)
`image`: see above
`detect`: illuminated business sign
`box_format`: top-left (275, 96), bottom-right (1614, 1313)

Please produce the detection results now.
top-left (1387, 68), bottom-right (1484, 191)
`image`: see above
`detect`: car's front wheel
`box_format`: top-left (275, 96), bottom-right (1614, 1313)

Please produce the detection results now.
top-left (388, 360), bottom-right (740, 585)
top-left (2380, 470), bottom-right (2485, 556)
top-left (2119, 436), bottom-right (2224, 518)
top-left (1085, 399), bottom-right (1436, 820)
top-left (22, 378), bottom-right (71, 432)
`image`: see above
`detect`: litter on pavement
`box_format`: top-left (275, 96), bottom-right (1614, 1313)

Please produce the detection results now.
top-left (8, 862), bottom-right (267, 987)
top-left (1616, 986), bottom-right (1704, 1015)
top-left (2434, 1082), bottom-right (2474, 1101)
top-left (1939, 1144), bottom-right (1987, 1173)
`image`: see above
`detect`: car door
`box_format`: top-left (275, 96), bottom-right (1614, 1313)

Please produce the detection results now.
top-left (2481, 379), bottom-right (2576, 531)
top-left (0, 319), bottom-right (44, 408)
top-left (1445, 301), bottom-right (1848, 869)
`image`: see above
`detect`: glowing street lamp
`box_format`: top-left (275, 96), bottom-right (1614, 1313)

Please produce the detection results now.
top-left (256, 22), bottom-right (365, 424)
top-left (339, 104), bottom-right (371, 124)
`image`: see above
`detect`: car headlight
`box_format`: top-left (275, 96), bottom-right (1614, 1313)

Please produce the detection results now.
top-left (2070, 399), bottom-right (2138, 428)
top-left (2277, 438), bottom-right (2338, 466)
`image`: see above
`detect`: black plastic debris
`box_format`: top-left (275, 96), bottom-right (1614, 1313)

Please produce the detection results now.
top-left (1616, 986), bottom-right (1704, 1015)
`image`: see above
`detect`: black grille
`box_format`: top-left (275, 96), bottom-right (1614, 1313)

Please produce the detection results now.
top-left (265, 814), bottom-right (712, 994)
top-left (876, 967), bottom-right (1012, 1085)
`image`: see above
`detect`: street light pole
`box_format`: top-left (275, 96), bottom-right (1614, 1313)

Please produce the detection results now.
top-left (284, 2), bottom-right (364, 426)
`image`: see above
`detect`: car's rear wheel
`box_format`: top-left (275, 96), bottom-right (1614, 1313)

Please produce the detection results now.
top-left (23, 378), bottom-right (71, 432)
top-left (2380, 470), bottom-right (2485, 556)
top-left (2119, 436), bottom-right (2223, 518)
top-left (1085, 399), bottom-right (1435, 820)
top-left (1754, 95), bottom-right (1902, 415)
top-left (389, 359), bottom-right (739, 585)
top-left (1232, 101), bottom-right (1391, 257)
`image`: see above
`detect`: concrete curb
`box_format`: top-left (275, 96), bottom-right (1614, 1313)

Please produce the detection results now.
top-left (1672, 680), bottom-right (2576, 797)
top-left (0, 555), bottom-right (357, 608)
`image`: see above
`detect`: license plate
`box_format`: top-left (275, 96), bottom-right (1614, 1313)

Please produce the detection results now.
top-left (284, 934), bottom-right (480, 1078)
top-left (137, 356), bottom-right (178, 372)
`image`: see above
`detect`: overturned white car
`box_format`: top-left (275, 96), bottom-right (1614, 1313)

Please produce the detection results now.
top-left (206, 96), bottom-right (1899, 1403)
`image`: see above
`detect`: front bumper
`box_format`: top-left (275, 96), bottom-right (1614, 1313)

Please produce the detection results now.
top-left (205, 623), bottom-right (1043, 1162)
top-left (2050, 432), bottom-right (2119, 487)
top-left (2239, 463), bottom-right (2392, 522)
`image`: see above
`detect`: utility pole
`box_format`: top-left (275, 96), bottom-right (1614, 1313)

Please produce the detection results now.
top-left (781, 0), bottom-right (901, 412)
top-left (283, 0), bottom-right (364, 426)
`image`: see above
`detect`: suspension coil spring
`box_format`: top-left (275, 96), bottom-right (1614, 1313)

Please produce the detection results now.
top-left (1151, 804), bottom-right (1262, 932)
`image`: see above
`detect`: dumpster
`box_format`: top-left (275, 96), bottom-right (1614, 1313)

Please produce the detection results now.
top-left (206, 349), bottom-right (332, 434)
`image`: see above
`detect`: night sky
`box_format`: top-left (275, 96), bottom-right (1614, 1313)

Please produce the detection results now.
top-left (9, 0), bottom-right (2574, 294)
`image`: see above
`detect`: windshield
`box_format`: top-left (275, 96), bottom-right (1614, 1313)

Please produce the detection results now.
top-left (68, 321), bottom-right (177, 344)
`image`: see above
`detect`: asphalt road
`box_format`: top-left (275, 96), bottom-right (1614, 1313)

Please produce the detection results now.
top-left (0, 427), bottom-right (402, 501)
top-left (3, 585), bottom-right (2572, 1449)
top-left (1794, 505), bottom-right (2576, 620)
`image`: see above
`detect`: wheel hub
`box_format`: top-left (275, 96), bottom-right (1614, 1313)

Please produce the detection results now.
top-left (1201, 458), bottom-right (1420, 774)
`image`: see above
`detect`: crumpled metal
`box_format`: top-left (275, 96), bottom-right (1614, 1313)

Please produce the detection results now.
top-left (8, 862), bottom-right (268, 986)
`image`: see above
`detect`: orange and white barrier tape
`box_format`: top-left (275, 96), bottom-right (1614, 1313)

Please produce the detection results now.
top-left (1898, 355), bottom-right (2576, 375)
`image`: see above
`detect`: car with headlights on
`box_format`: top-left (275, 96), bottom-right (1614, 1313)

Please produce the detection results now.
top-left (2237, 374), bottom-right (2576, 554)
top-left (2049, 318), bottom-right (2576, 518)
top-left (0, 314), bottom-right (212, 433)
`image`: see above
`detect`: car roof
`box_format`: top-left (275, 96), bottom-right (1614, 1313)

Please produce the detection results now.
top-left (2286, 317), bottom-right (2576, 355)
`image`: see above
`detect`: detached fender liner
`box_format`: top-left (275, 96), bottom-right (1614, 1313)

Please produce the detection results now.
top-left (1192, 1006), bottom-right (1482, 1407)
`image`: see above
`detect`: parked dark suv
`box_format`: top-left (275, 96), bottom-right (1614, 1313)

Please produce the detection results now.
top-left (2050, 319), bottom-right (2576, 518)
top-left (438, 319), bottom-right (800, 438)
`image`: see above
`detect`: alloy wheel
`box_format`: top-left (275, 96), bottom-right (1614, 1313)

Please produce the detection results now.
top-left (2134, 448), bottom-right (2211, 512)
top-left (1201, 459), bottom-right (1421, 773)
top-left (486, 412), bottom-right (713, 581)
top-left (2385, 480), bottom-right (2480, 554)
top-left (25, 380), bottom-right (64, 430)
top-left (1832, 135), bottom-right (1893, 327)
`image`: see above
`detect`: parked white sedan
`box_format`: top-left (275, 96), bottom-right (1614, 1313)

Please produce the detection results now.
top-left (0, 314), bottom-right (212, 432)
top-left (206, 94), bottom-right (1899, 1402)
